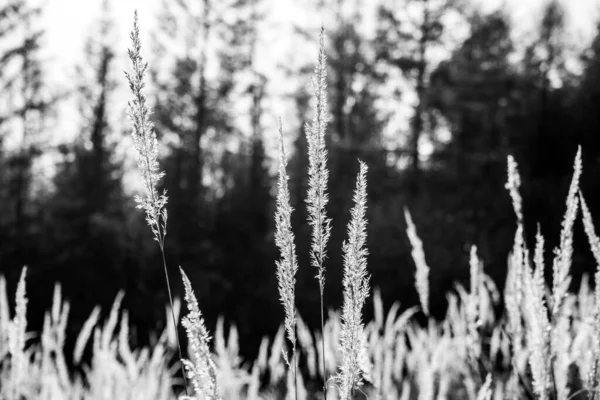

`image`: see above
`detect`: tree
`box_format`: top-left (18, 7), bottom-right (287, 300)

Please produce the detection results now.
top-left (430, 9), bottom-right (519, 174)
top-left (519, 0), bottom-right (580, 180)
top-left (579, 20), bottom-right (600, 150)
top-left (45, 0), bottom-right (131, 330)
top-left (152, 0), bottom-right (258, 261)
top-left (375, 0), bottom-right (462, 193)
top-left (527, 0), bottom-right (567, 139)
top-left (211, 1), bottom-right (277, 350)
top-left (0, 0), bottom-right (53, 267)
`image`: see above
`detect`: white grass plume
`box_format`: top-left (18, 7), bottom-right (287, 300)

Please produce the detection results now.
top-left (468, 245), bottom-right (482, 347)
top-left (551, 146), bottom-right (581, 318)
top-left (505, 155), bottom-right (523, 224)
top-left (274, 122), bottom-right (299, 366)
top-left (305, 26), bottom-right (331, 290)
top-left (73, 306), bottom-right (100, 364)
top-left (305, 27), bottom-right (331, 398)
top-left (404, 207), bottom-right (430, 316)
top-left (581, 192), bottom-right (600, 266)
top-left (337, 161), bottom-right (370, 400)
top-left (476, 373), bottom-right (493, 400)
top-left (504, 155), bottom-right (525, 348)
top-left (125, 11), bottom-right (168, 245)
top-left (524, 229), bottom-right (551, 400)
top-left (8, 267), bottom-right (27, 399)
top-left (179, 267), bottom-right (220, 400)
top-left (579, 191), bottom-right (600, 395)
top-left (126, 12), bottom-right (186, 392)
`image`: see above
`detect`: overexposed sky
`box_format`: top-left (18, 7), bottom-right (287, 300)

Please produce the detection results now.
top-left (25, 0), bottom-right (600, 190)
top-left (41, 0), bottom-right (600, 121)
top-left (43, 0), bottom-right (599, 67)
top-left (39, 0), bottom-right (600, 160)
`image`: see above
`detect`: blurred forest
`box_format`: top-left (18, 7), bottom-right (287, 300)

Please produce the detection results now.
top-left (1, 0), bottom-right (600, 362)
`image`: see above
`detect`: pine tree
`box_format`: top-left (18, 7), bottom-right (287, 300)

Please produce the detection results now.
top-left (429, 9), bottom-right (518, 174)
top-left (152, 0), bottom-right (258, 263)
top-left (0, 0), bottom-right (53, 265)
top-left (46, 0), bottom-right (129, 321)
top-left (375, 0), bottom-right (462, 193)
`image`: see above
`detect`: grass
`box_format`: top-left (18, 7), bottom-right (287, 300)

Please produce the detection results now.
top-left (1, 12), bottom-right (600, 400)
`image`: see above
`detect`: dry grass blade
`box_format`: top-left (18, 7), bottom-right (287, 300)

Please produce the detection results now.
top-left (404, 207), bottom-right (430, 316)
top-left (551, 146), bottom-right (581, 318)
top-left (125, 11), bottom-right (168, 244)
top-left (305, 27), bottom-right (331, 398)
top-left (337, 161), bottom-right (370, 400)
top-left (504, 155), bottom-right (525, 350)
top-left (580, 191), bottom-right (600, 397)
top-left (305, 26), bottom-right (331, 289)
top-left (274, 121), bottom-right (299, 398)
top-left (8, 267), bottom-right (27, 400)
top-left (523, 229), bottom-right (551, 400)
top-left (125, 11), bottom-right (187, 393)
top-left (179, 267), bottom-right (221, 400)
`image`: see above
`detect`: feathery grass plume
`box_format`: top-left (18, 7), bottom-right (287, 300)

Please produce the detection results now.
top-left (40, 284), bottom-right (70, 386)
top-left (504, 155), bottom-right (525, 349)
top-left (551, 146), bottom-right (581, 319)
top-left (125, 11), bottom-right (187, 392)
top-left (467, 245), bottom-right (482, 355)
top-left (337, 161), bottom-right (370, 400)
top-left (125, 11), bottom-right (168, 245)
top-left (551, 304), bottom-right (571, 400)
top-left (73, 306), bottom-right (100, 364)
top-left (552, 147), bottom-right (581, 319)
top-left (476, 373), bottom-right (493, 400)
top-left (581, 192), bottom-right (600, 265)
top-left (404, 207), bottom-right (430, 316)
top-left (0, 276), bottom-right (8, 359)
top-left (305, 27), bottom-right (331, 397)
top-left (545, 213), bottom-right (574, 400)
top-left (274, 122), bottom-right (299, 399)
top-left (274, 121), bottom-right (299, 365)
top-left (523, 229), bottom-right (551, 400)
top-left (579, 192), bottom-right (600, 396)
top-left (505, 155), bottom-right (523, 223)
top-left (179, 267), bottom-right (220, 400)
top-left (305, 26), bottom-right (331, 289)
top-left (8, 267), bottom-right (27, 399)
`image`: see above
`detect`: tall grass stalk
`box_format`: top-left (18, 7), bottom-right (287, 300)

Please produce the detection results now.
top-left (125, 11), bottom-right (187, 393)
top-left (468, 245), bottom-right (481, 350)
top-left (579, 192), bottom-right (600, 398)
top-left (336, 161), bottom-right (370, 400)
top-left (275, 121), bottom-right (299, 399)
top-left (524, 229), bottom-right (551, 400)
top-left (8, 267), bottom-right (27, 400)
top-left (179, 267), bottom-right (221, 400)
top-left (404, 207), bottom-right (430, 316)
top-left (504, 155), bottom-right (525, 352)
top-left (551, 147), bottom-right (581, 319)
top-left (305, 26), bottom-right (331, 397)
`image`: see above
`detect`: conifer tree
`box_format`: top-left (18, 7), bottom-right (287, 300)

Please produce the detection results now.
top-left (47, 0), bottom-right (129, 316)
top-left (375, 0), bottom-right (462, 193)
top-left (0, 0), bottom-right (53, 265)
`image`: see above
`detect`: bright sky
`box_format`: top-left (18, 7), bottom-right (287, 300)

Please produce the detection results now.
top-left (42, 0), bottom-right (599, 67)
top-left (37, 0), bottom-right (600, 174)
top-left (20, 0), bottom-right (597, 192)
top-left (40, 0), bottom-right (600, 128)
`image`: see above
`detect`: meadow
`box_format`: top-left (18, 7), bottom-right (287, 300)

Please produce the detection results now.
top-left (1, 12), bottom-right (599, 400)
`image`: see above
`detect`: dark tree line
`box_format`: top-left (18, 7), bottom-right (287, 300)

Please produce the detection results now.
top-left (2, 0), bottom-right (600, 361)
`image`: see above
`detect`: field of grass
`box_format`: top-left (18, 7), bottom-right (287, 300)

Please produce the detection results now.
top-left (1, 13), bottom-right (599, 400)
